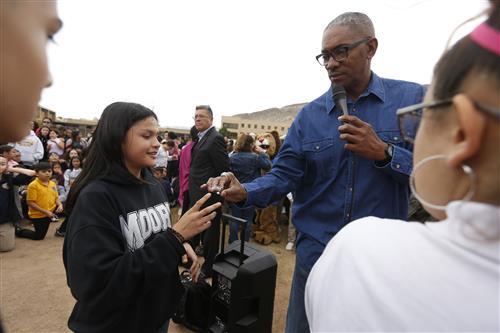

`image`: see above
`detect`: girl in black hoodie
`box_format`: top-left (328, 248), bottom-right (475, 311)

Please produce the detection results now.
top-left (63, 102), bottom-right (220, 333)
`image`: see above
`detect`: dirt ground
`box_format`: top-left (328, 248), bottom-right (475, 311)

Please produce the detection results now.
top-left (0, 213), bottom-right (295, 333)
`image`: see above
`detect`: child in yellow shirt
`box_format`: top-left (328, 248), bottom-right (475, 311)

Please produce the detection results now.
top-left (16, 162), bottom-right (63, 240)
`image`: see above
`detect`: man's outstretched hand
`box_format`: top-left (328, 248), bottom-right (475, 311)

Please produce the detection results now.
top-left (201, 172), bottom-right (248, 203)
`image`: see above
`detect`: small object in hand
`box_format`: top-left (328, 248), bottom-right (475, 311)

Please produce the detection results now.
top-left (51, 215), bottom-right (59, 222)
top-left (212, 185), bottom-right (222, 194)
top-left (195, 244), bottom-right (204, 256)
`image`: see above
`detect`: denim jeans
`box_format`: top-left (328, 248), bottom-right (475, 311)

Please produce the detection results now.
top-left (229, 204), bottom-right (255, 243)
top-left (285, 255), bottom-right (312, 333)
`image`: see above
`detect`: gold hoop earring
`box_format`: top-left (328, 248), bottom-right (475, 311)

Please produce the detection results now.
top-left (410, 154), bottom-right (477, 211)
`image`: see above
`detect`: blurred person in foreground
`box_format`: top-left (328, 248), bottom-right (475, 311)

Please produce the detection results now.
top-left (306, 4), bottom-right (500, 331)
top-left (0, 3), bottom-right (61, 330)
top-left (0, 1), bottom-right (62, 143)
top-left (203, 12), bottom-right (424, 332)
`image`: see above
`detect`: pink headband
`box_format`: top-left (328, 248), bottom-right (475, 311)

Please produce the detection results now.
top-left (470, 22), bottom-right (500, 56)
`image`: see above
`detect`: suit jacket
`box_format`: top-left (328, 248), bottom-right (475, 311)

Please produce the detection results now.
top-left (188, 127), bottom-right (229, 205)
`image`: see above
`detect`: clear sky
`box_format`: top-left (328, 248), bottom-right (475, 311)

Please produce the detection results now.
top-left (40, 0), bottom-right (489, 128)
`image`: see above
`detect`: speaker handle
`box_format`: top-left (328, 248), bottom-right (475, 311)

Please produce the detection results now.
top-left (221, 213), bottom-right (248, 265)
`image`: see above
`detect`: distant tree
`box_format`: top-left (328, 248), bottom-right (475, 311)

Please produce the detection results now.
top-left (218, 126), bottom-right (231, 138)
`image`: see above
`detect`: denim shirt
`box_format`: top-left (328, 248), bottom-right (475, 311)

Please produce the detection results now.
top-left (230, 151), bottom-right (272, 184)
top-left (243, 72), bottom-right (425, 269)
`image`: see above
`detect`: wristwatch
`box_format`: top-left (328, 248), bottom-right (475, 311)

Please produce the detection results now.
top-left (383, 143), bottom-right (394, 163)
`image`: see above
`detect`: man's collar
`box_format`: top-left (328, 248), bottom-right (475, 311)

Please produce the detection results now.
top-left (326, 72), bottom-right (386, 114)
top-left (197, 126), bottom-right (214, 140)
top-left (361, 72), bottom-right (385, 102)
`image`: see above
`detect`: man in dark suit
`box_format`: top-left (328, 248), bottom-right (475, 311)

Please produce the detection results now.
top-left (189, 105), bottom-right (229, 277)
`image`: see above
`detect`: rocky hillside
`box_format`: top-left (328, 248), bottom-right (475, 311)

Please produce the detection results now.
top-left (233, 103), bottom-right (306, 122)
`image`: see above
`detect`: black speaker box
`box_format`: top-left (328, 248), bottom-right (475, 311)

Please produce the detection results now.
top-left (208, 214), bottom-right (278, 333)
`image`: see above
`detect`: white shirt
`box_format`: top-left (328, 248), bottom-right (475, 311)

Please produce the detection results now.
top-left (64, 168), bottom-right (82, 192)
top-left (13, 131), bottom-right (44, 165)
top-left (305, 201), bottom-right (500, 332)
top-left (155, 146), bottom-right (169, 168)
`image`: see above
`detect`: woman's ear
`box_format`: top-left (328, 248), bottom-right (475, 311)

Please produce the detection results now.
top-left (448, 94), bottom-right (487, 167)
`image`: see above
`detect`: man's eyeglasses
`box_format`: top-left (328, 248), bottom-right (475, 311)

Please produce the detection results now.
top-left (193, 114), bottom-right (211, 120)
top-left (316, 37), bottom-right (371, 66)
top-left (397, 98), bottom-right (500, 144)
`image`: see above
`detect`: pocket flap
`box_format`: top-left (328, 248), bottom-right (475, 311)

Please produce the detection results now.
top-left (302, 138), bottom-right (334, 153)
top-left (376, 131), bottom-right (403, 144)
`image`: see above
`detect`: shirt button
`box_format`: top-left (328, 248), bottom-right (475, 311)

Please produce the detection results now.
top-left (346, 213), bottom-right (350, 218)
top-left (349, 187), bottom-right (353, 192)
top-left (396, 164), bottom-right (400, 169)
top-left (352, 108), bottom-right (356, 112)
top-left (393, 136), bottom-right (398, 140)
top-left (315, 146), bottom-right (319, 150)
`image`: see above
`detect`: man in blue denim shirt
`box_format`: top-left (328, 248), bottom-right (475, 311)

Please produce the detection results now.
top-left (205, 12), bottom-right (425, 332)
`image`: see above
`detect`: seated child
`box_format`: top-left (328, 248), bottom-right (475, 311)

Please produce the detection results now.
top-left (0, 145), bottom-right (18, 168)
top-left (63, 156), bottom-right (82, 192)
top-left (51, 162), bottom-right (67, 204)
top-left (16, 162), bottom-right (63, 240)
top-left (153, 166), bottom-right (175, 205)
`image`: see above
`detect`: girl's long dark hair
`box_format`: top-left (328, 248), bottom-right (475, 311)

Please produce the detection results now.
top-left (65, 102), bottom-right (157, 215)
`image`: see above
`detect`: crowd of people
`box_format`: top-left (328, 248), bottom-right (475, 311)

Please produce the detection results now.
top-left (0, 122), bottom-right (90, 248)
top-left (0, 1), bottom-right (498, 333)
top-left (0, 117), bottom-right (240, 248)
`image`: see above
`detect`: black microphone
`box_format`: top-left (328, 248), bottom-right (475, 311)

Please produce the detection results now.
top-left (332, 84), bottom-right (349, 117)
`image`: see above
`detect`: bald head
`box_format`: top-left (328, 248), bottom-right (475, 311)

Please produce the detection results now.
top-left (325, 12), bottom-right (375, 37)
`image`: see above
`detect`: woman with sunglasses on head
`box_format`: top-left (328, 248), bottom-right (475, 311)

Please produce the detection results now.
top-left (305, 3), bottom-right (500, 332)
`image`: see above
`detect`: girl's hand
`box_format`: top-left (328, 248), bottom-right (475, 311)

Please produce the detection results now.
top-left (183, 243), bottom-right (202, 282)
top-left (173, 193), bottom-right (220, 240)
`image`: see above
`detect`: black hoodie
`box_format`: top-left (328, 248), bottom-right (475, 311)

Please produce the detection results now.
top-left (63, 168), bottom-right (185, 333)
